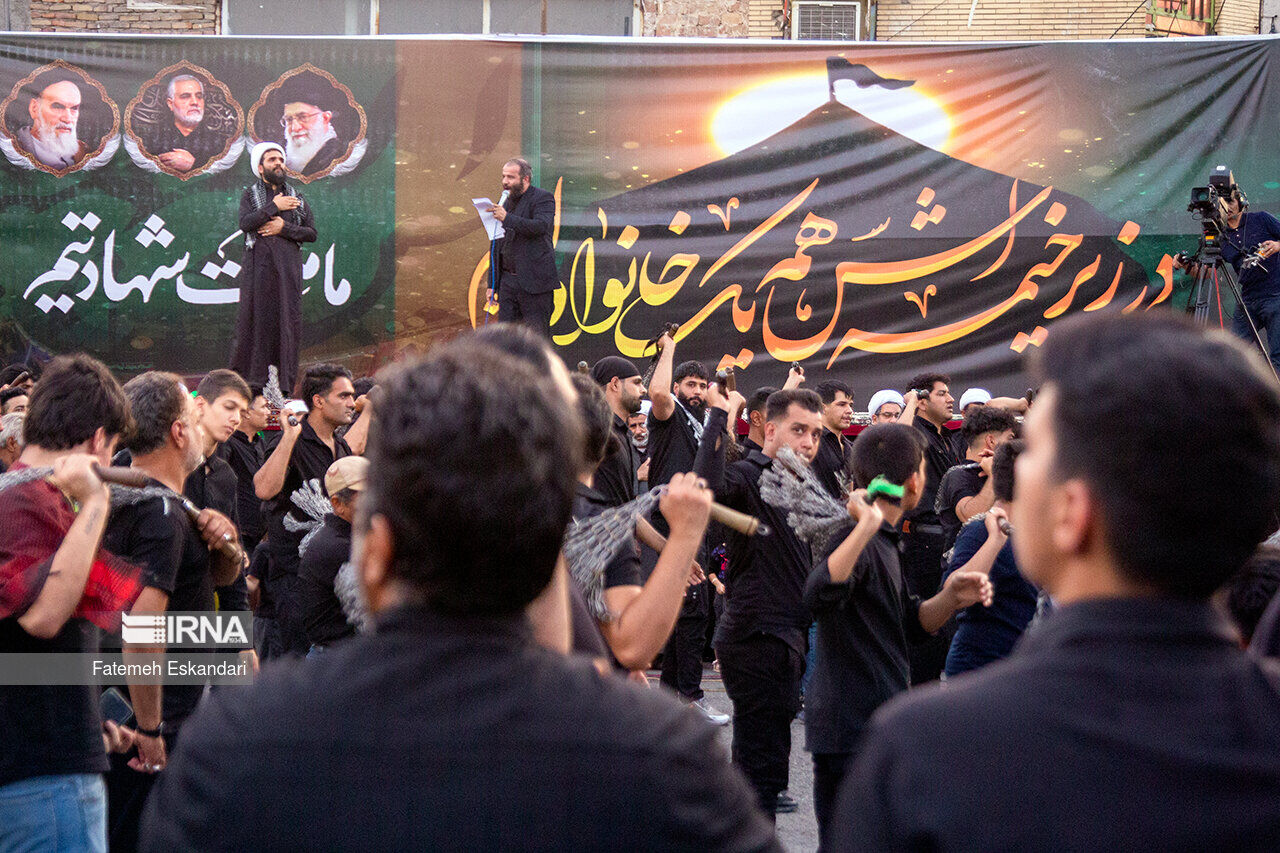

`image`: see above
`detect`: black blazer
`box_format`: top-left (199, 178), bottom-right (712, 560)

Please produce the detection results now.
top-left (141, 604), bottom-right (781, 851)
top-left (494, 184), bottom-right (558, 296)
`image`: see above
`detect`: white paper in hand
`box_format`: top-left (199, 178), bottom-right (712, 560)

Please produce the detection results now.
top-left (472, 198), bottom-right (505, 240)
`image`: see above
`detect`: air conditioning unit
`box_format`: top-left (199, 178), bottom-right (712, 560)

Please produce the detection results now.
top-left (792, 1), bottom-right (863, 40)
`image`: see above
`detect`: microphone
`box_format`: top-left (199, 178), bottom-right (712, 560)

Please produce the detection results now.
top-left (498, 189), bottom-right (510, 207)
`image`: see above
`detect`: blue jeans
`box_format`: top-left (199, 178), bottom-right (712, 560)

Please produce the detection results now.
top-left (0, 774), bottom-right (106, 853)
top-left (1231, 295), bottom-right (1280, 373)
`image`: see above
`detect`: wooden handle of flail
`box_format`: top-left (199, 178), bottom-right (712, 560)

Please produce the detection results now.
top-left (176, 497), bottom-right (244, 561)
top-left (90, 463), bottom-right (151, 488)
top-left (709, 502), bottom-right (769, 537)
top-left (91, 463), bottom-right (242, 560)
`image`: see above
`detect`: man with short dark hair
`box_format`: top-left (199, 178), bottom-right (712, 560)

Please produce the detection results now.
top-left (222, 383), bottom-right (269, 554)
top-left (254, 362), bottom-right (355, 655)
top-left (188, 370), bottom-right (253, 616)
top-left (647, 333), bottom-right (734, 722)
top-left (299, 456), bottom-right (366, 655)
top-left (812, 379), bottom-right (855, 500)
top-left (696, 384), bottom-right (825, 818)
top-left (142, 339), bottom-right (781, 852)
top-left (942, 439), bottom-right (1036, 677)
top-left (590, 355), bottom-right (645, 507)
top-left (935, 404), bottom-right (1018, 551)
top-left (0, 386), bottom-right (28, 415)
top-left (898, 371), bottom-right (960, 684)
top-left (742, 387), bottom-right (776, 455)
top-left (103, 372), bottom-right (241, 852)
top-left (0, 354), bottom-right (137, 853)
top-left (486, 157), bottom-right (558, 336)
top-left (831, 313), bottom-right (1280, 850)
top-left (805, 423), bottom-right (991, 841)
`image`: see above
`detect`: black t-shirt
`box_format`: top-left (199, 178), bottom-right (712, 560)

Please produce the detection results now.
top-left (647, 405), bottom-right (699, 489)
top-left (802, 521), bottom-right (929, 754)
top-left (103, 481), bottom-right (214, 730)
top-left (905, 418), bottom-right (961, 526)
top-left (265, 420), bottom-right (351, 579)
top-left (187, 451), bottom-right (249, 613)
top-left (646, 403), bottom-right (701, 535)
top-left (298, 514), bottom-right (357, 647)
top-left (0, 616), bottom-right (108, 786)
top-left (593, 414), bottom-right (638, 508)
top-left (573, 485), bottom-right (643, 591)
top-left (695, 409), bottom-right (812, 657)
top-left (221, 430), bottom-right (265, 545)
top-left (811, 428), bottom-right (851, 501)
top-left (935, 463), bottom-right (985, 551)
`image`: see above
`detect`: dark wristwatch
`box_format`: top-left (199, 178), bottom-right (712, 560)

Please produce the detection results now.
top-left (136, 723), bottom-right (163, 738)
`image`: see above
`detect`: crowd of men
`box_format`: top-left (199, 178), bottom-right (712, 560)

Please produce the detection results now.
top-left (2, 310), bottom-right (1280, 851)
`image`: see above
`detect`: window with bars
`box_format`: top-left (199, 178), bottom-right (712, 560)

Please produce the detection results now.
top-left (791, 1), bottom-right (863, 40)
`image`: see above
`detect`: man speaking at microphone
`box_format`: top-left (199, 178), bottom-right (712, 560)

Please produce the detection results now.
top-left (487, 157), bottom-right (558, 338)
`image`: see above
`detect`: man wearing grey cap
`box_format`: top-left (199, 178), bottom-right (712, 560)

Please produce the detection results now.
top-left (229, 141), bottom-right (316, 392)
top-left (590, 356), bottom-right (645, 508)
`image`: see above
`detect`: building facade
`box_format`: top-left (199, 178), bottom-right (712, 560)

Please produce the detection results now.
top-left (0, 0), bottom-right (1266, 40)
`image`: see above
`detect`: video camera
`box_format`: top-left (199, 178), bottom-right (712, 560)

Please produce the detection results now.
top-left (1188, 165), bottom-right (1242, 233)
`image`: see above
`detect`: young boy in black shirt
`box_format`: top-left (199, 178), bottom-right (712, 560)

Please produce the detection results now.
top-left (803, 423), bottom-right (992, 843)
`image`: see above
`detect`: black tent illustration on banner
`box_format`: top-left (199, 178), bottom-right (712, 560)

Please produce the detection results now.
top-left (553, 70), bottom-right (1155, 394)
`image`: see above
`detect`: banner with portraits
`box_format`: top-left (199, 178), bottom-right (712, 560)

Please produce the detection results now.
top-left (1, 35), bottom-right (1277, 396)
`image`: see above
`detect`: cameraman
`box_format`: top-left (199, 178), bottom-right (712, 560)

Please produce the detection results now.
top-left (1174, 179), bottom-right (1280, 370)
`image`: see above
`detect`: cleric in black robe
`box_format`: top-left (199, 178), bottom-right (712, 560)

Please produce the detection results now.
top-left (229, 141), bottom-right (316, 393)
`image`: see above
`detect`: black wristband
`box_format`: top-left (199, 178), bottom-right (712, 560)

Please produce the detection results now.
top-left (136, 724), bottom-right (163, 738)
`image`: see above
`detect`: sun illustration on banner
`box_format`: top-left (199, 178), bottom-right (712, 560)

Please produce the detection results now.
top-left (710, 72), bottom-right (952, 157)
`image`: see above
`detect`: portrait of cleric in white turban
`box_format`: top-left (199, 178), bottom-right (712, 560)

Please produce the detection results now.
top-left (0, 60), bottom-right (119, 177)
top-left (248, 64), bottom-right (367, 183)
top-left (124, 63), bottom-right (245, 179)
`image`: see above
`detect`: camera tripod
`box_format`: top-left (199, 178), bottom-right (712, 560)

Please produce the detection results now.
top-left (1186, 234), bottom-right (1278, 379)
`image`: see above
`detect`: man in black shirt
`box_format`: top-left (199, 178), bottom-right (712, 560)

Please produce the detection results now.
top-left (695, 384), bottom-right (823, 818)
top-left (804, 423), bottom-right (990, 842)
top-left (568, 374), bottom-right (707, 681)
top-left (590, 355), bottom-right (644, 507)
top-left (935, 404), bottom-right (1017, 552)
top-left (812, 379), bottom-right (855, 500)
top-left (299, 456), bottom-right (365, 653)
top-left (190, 370), bottom-right (253, 615)
top-left (0, 355), bottom-right (134, 853)
top-left (741, 387), bottom-right (775, 455)
top-left (254, 363), bottom-right (355, 655)
top-left (898, 372), bottom-right (960, 684)
top-left (221, 382), bottom-right (270, 552)
top-left (142, 338), bottom-right (780, 852)
top-left (142, 74), bottom-right (229, 173)
top-left (832, 313), bottom-right (1280, 851)
top-left (647, 333), bottom-right (737, 721)
top-left (104, 372), bottom-right (241, 852)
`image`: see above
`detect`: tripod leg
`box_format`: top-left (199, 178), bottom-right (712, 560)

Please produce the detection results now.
top-left (1190, 264), bottom-right (1213, 324)
top-left (1218, 264), bottom-right (1279, 381)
